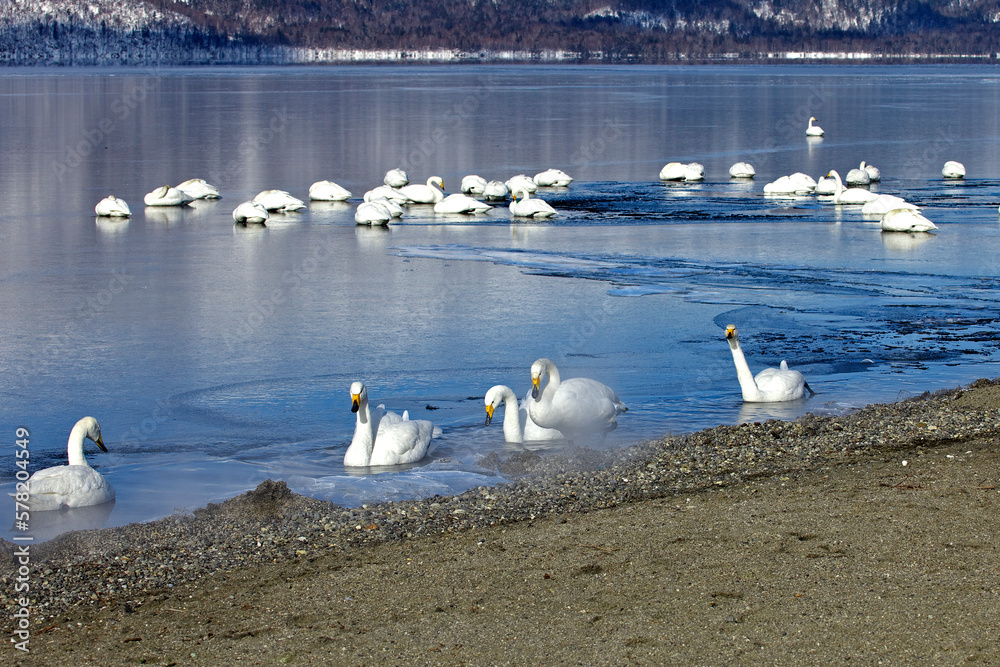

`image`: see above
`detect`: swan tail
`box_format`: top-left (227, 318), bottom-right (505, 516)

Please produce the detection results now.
top-left (780, 360), bottom-right (789, 370)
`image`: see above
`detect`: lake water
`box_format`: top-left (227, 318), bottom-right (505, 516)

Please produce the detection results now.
top-left (3, 65), bottom-right (1000, 541)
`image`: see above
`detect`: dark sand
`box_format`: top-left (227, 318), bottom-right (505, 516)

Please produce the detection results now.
top-left (7, 382), bottom-right (1000, 665)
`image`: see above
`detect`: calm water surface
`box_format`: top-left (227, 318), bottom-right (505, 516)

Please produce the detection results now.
top-left (2, 65), bottom-right (1000, 540)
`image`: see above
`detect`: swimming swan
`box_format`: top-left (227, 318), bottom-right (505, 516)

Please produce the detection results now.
top-left (534, 168), bottom-right (574, 187)
top-left (176, 178), bottom-right (221, 200)
top-left (942, 161), bottom-right (966, 179)
top-left (827, 170), bottom-right (880, 204)
top-left (806, 117), bottom-right (825, 136)
top-left (253, 190), bottom-right (306, 212)
top-left (509, 189), bottom-right (557, 218)
top-left (880, 208), bottom-right (938, 233)
top-left (95, 196), bottom-right (131, 217)
top-left (725, 325), bottom-right (812, 402)
top-left (308, 180), bottom-right (352, 201)
top-left (527, 358), bottom-right (627, 438)
top-left (26, 416), bottom-right (115, 511)
top-left (398, 176), bottom-right (446, 204)
top-left (434, 193), bottom-right (492, 214)
top-left (345, 382), bottom-right (441, 467)
top-left (144, 185), bottom-right (194, 207)
top-left (232, 201), bottom-right (269, 224)
top-left (484, 385), bottom-right (563, 444)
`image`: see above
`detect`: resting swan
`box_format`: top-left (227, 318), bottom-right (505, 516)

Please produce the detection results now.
top-left (345, 382), bottom-right (441, 467)
top-left (880, 208), bottom-right (938, 233)
top-left (176, 178), bottom-right (221, 200)
top-left (95, 196), bottom-right (131, 217)
top-left (484, 385), bottom-right (563, 444)
top-left (510, 189), bottom-right (556, 218)
top-left (827, 170), bottom-right (879, 205)
top-left (861, 195), bottom-right (918, 217)
top-left (461, 175), bottom-right (488, 194)
top-left (144, 185), bottom-right (194, 207)
top-left (528, 358), bottom-right (627, 438)
top-left (942, 161), bottom-right (965, 179)
top-left (384, 168), bottom-right (409, 188)
top-left (354, 201), bottom-right (393, 225)
top-left (483, 180), bottom-right (510, 201)
top-left (232, 201), bottom-right (269, 224)
top-left (533, 168), bottom-right (574, 187)
top-left (26, 417), bottom-right (115, 511)
top-left (725, 325), bottom-right (812, 402)
top-left (308, 180), bottom-right (352, 201)
top-left (398, 176), bottom-right (445, 204)
top-left (253, 190), bottom-right (306, 212)
top-left (434, 193), bottom-right (492, 214)
top-left (729, 162), bottom-right (756, 179)
top-left (806, 117), bottom-right (825, 136)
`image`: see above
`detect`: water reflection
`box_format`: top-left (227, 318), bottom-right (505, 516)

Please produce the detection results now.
top-left (20, 500), bottom-right (117, 542)
top-left (880, 230), bottom-right (935, 251)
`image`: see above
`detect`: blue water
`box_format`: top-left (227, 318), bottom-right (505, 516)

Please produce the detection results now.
top-left (2, 65), bottom-right (1000, 541)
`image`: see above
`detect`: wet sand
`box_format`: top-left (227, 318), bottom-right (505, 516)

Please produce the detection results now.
top-left (5, 379), bottom-right (1000, 665)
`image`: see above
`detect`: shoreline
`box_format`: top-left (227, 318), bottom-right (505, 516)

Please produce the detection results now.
top-left (4, 377), bottom-right (1000, 663)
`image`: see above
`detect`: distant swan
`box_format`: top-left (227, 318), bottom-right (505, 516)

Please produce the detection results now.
top-left (232, 201), bottom-right (269, 224)
top-left (461, 175), bottom-right (488, 194)
top-left (144, 185), bottom-right (193, 207)
top-left (764, 173), bottom-right (816, 195)
top-left (95, 196), bottom-right (131, 217)
top-left (483, 180), bottom-right (510, 201)
top-left (729, 162), bottom-right (756, 179)
top-left (845, 164), bottom-right (871, 186)
top-left (176, 178), bottom-right (221, 200)
top-left (505, 174), bottom-right (537, 194)
top-left (659, 162), bottom-right (704, 181)
top-left (26, 417), bottom-right (115, 511)
top-left (527, 358), bottom-right (627, 438)
top-left (509, 189), bottom-right (557, 218)
top-left (880, 208), bottom-right (938, 233)
top-left (308, 180), bottom-right (352, 201)
top-left (253, 190), bottom-right (306, 212)
top-left (806, 117), bottom-right (825, 136)
top-left (345, 382), bottom-right (441, 467)
top-left (826, 170), bottom-right (879, 204)
top-left (725, 325), bottom-right (812, 402)
top-left (384, 168), bottom-right (409, 188)
top-left (942, 161), bottom-right (966, 179)
top-left (364, 185), bottom-right (410, 204)
top-left (534, 168), bottom-right (574, 187)
top-left (434, 193), bottom-right (492, 214)
top-left (398, 176), bottom-right (445, 204)
top-left (861, 195), bottom-right (918, 217)
top-left (862, 161), bottom-right (881, 182)
top-left (484, 385), bottom-right (563, 444)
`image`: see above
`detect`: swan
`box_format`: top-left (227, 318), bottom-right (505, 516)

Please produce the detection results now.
top-left (355, 201), bottom-right (393, 225)
top-left (806, 117), bottom-right (825, 136)
top-left (527, 358), bottom-right (627, 438)
top-left (763, 173), bottom-right (816, 195)
top-left (862, 195), bottom-right (919, 217)
top-left (845, 164), bottom-right (871, 186)
top-left (144, 185), bottom-right (193, 207)
top-left (345, 382), bottom-right (441, 467)
top-left (484, 385), bottom-right (563, 444)
top-left (942, 161), bottom-right (966, 179)
top-left (434, 193), bottom-right (492, 214)
top-left (95, 196), bottom-right (131, 217)
top-left (364, 185), bottom-right (410, 204)
top-left (25, 417), bottom-right (115, 511)
top-left (398, 176), bottom-right (445, 204)
top-left (814, 174), bottom-right (838, 194)
top-left (729, 162), bottom-right (756, 179)
top-left (505, 174), bottom-right (537, 194)
top-left (659, 162), bottom-right (704, 182)
top-left (308, 180), bottom-right (352, 201)
top-left (461, 175), bottom-right (488, 194)
top-left (510, 189), bottom-right (556, 218)
top-left (384, 168), bottom-right (409, 188)
top-left (232, 201), bottom-right (269, 224)
top-left (880, 208), bottom-right (938, 233)
top-left (862, 161), bottom-right (881, 182)
top-left (253, 190), bottom-right (306, 212)
top-left (483, 180), bottom-right (510, 201)
top-left (176, 178), bottom-right (221, 200)
top-left (826, 170), bottom-right (880, 204)
top-left (725, 325), bottom-right (812, 402)
top-left (534, 168), bottom-right (574, 187)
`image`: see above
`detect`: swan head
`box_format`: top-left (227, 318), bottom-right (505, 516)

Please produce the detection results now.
top-left (530, 358), bottom-right (552, 398)
top-left (725, 324), bottom-right (740, 350)
top-left (430, 176), bottom-right (444, 190)
top-left (484, 385), bottom-right (504, 426)
top-left (78, 416), bottom-right (107, 452)
top-left (350, 381), bottom-right (367, 413)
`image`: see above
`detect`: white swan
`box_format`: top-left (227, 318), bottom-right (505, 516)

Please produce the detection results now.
top-left (763, 173), bottom-right (816, 195)
top-left (484, 385), bottom-right (563, 444)
top-left (232, 201), bottom-right (269, 224)
top-left (510, 189), bottom-right (556, 218)
top-left (826, 170), bottom-right (880, 204)
top-left (659, 162), bottom-right (704, 182)
top-left (384, 168), bottom-right (409, 188)
top-left (345, 382), bottom-right (441, 467)
top-left (176, 178), bottom-right (221, 200)
top-left (308, 180), bottom-right (352, 201)
top-left (729, 162), bottom-right (756, 179)
top-left (364, 185), bottom-right (410, 204)
top-left (725, 325), bottom-right (812, 402)
top-left (942, 161), bottom-right (966, 179)
top-left (814, 174), bottom-right (838, 194)
top-left (26, 417), bottom-right (115, 511)
top-left (845, 164), bottom-right (871, 186)
top-left (461, 175), bottom-right (488, 194)
top-left (253, 190), bottom-right (306, 212)
top-left (434, 193), bottom-right (492, 214)
top-left (880, 208), bottom-right (938, 233)
top-left (534, 168), bottom-right (574, 187)
top-left (95, 196), bottom-right (131, 217)
top-left (862, 161), bottom-right (881, 182)
top-left (144, 185), bottom-right (193, 207)
top-left (398, 176), bottom-right (445, 204)
top-left (483, 180), bottom-right (510, 201)
top-left (505, 174), bottom-right (537, 194)
top-left (861, 195), bottom-right (919, 217)
top-left (354, 201), bottom-right (393, 225)
top-left (806, 117), bottom-right (825, 136)
top-left (527, 358), bottom-right (627, 438)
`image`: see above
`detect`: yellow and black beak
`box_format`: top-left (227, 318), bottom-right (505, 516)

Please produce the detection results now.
top-left (531, 375), bottom-right (541, 399)
top-left (725, 325), bottom-right (737, 340)
top-left (95, 434), bottom-right (108, 453)
top-left (484, 404), bottom-right (495, 426)
top-left (351, 394), bottom-right (361, 413)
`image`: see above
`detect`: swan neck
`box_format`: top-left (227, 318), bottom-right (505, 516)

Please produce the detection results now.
top-left (501, 390), bottom-right (523, 443)
top-left (729, 343), bottom-right (762, 401)
top-left (67, 421), bottom-right (91, 467)
top-left (346, 397), bottom-right (375, 465)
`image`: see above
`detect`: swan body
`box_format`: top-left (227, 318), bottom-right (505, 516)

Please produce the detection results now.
top-left (176, 178), bottom-right (221, 200)
top-left (845, 165), bottom-right (871, 186)
top-left (806, 117), bottom-right (825, 136)
top-left (232, 201), bottom-right (269, 224)
top-left (308, 180), bottom-right (352, 201)
top-left (729, 162), bottom-right (756, 179)
top-left (95, 196), bottom-right (131, 217)
top-left (144, 185), bottom-right (193, 207)
top-left (880, 208), bottom-right (938, 233)
top-left (484, 385), bottom-right (563, 444)
top-left (763, 173), bottom-right (816, 195)
top-left (827, 170), bottom-right (880, 204)
top-left (534, 168), bottom-right (574, 187)
top-left (659, 162), bottom-right (704, 182)
top-left (510, 189), bottom-right (556, 218)
top-left (461, 174), bottom-right (488, 194)
top-left (483, 180), bottom-right (510, 201)
top-left (398, 176), bottom-right (445, 204)
top-left (364, 185), bottom-right (410, 204)
top-left (862, 161), bottom-right (881, 182)
top-left (814, 175), bottom-right (838, 194)
top-left (505, 174), bottom-right (537, 194)
top-left (384, 168), bottom-right (409, 188)
top-left (862, 195), bottom-right (918, 217)
top-left (942, 161), bottom-right (965, 179)
top-left (528, 358), bottom-right (627, 438)
top-left (345, 382), bottom-right (440, 467)
top-left (725, 325), bottom-right (811, 402)
top-left (26, 417), bottom-right (114, 511)
top-left (355, 201), bottom-right (393, 225)
top-left (434, 193), bottom-right (492, 214)
top-left (253, 190), bottom-right (306, 212)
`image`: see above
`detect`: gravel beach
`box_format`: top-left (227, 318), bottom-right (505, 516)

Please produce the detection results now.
top-left (4, 378), bottom-right (1000, 665)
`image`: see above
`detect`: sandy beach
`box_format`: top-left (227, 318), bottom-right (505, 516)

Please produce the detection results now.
top-left (4, 378), bottom-right (1000, 665)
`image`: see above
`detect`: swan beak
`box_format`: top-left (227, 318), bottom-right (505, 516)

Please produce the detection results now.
top-left (351, 394), bottom-right (361, 413)
top-left (725, 325), bottom-right (737, 340)
top-left (94, 434), bottom-right (108, 453)
top-left (531, 376), bottom-right (541, 399)
top-left (484, 404), bottom-right (494, 426)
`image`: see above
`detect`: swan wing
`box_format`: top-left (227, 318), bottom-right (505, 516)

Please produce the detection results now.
top-left (534, 378), bottom-right (626, 433)
top-left (370, 412), bottom-right (437, 465)
top-left (752, 367), bottom-right (807, 401)
top-left (28, 465), bottom-right (115, 511)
